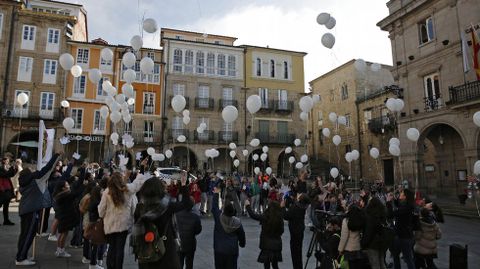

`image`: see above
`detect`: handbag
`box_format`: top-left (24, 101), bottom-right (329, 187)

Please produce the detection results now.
top-left (84, 219), bottom-right (106, 245)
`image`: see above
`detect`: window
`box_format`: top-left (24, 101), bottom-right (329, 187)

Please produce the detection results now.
top-left (363, 109), bottom-right (372, 127)
top-left (196, 51), bottom-right (205, 74)
top-left (144, 121), bottom-right (154, 142)
top-left (21, 25), bottom-right (36, 50)
top-left (173, 49), bottom-right (183, 72)
top-left (318, 111), bottom-right (323, 126)
top-left (259, 88), bottom-right (268, 108)
top-left (97, 77), bottom-right (109, 98)
top-left (222, 122), bottom-right (233, 140)
top-left (76, 48), bottom-right (89, 64)
top-left (129, 91), bottom-right (136, 113)
top-left (100, 55), bottom-right (112, 69)
top-left (329, 89), bottom-right (335, 102)
top-left (152, 64), bottom-right (160, 83)
top-left (17, 57), bottom-right (33, 82)
top-left (214, 40), bottom-right (223, 45)
top-left (223, 87), bottom-right (233, 100)
top-left (175, 35), bottom-right (184, 40)
top-left (258, 120), bottom-right (269, 134)
top-left (173, 83), bottom-right (185, 96)
top-left (270, 59), bottom-right (275, 78)
top-left (93, 110), bottom-right (106, 132)
top-left (419, 17), bottom-right (435, 44)
top-left (283, 61), bottom-right (288, 79)
top-left (256, 58), bottom-right (262, 76)
top-left (172, 116), bottom-right (183, 137)
top-left (217, 54), bottom-right (226, 75)
top-left (73, 75), bottom-right (86, 97)
top-left (278, 89), bottom-right (288, 109)
top-left (71, 109), bottom-right (83, 131)
top-left (207, 52), bottom-right (215, 75)
top-left (0, 13), bottom-right (3, 39)
top-left (424, 73), bottom-right (441, 110)
top-left (14, 90), bottom-right (30, 117)
top-left (341, 83), bottom-right (348, 100)
top-left (345, 114), bottom-right (351, 127)
top-left (42, 59), bottom-right (57, 84)
top-left (184, 50), bottom-right (194, 73)
top-left (143, 92), bottom-right (155, 114)
top-left (46, 28), bottom-right (60, 52)
top-left (227, 55), bottom-right (236, 76)
top-left (197, 85), bottom-right (210, 108)
top-left (198, 117), bottom-right (209, 139)
top-left (147, 51), bottom-right (155, 61)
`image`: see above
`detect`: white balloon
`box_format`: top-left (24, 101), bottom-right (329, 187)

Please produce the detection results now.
top-left (325, 17), bottom-right (336, 29)
top-left (140, 56), bottom-right (155, 74)
top-left (300, 154), bottom-right (308, 163)
top-left (103, 79), bottom-right (113, 92)
top-left (322, 128), bottom-right (331, 137)
top-left (260, 153), bottom-right (268, 162)
top-left (294, 139), bottom-right (301, 146)
top-left (143, 18), bottom-right (158, 33)
top-left (253, 154), bottom-right (259, 161)
top-left (60, 100), bottom-right (70, 108)
top-left (222, 105), bottom-right (239, 123)
top-left (345, 152), bottom-right (353, 163)
top-left (351, 150), bottom-right (360, 160)
top-left (316, 12), bottom-right (331, 25)
top-left (62, 117), bottom-right (74, 130)
top-left (147, 147), bottom-right (155, 156)
top-left (59, 53), bottom-right (74, 70)
top-left (116, 93), bottom-right (126, 104)
top-left (474, 160), bottom-right (480, 175)
top-left (105, 96), bottom-right (114, 106)
top-left (122, 114), bottom-right (132, 123)
top-left (328, 112), bottom-right (337, 123)
top-left (88, 68), bottom-right (102, 83)
top-left (262, 146), bottom-right (269, 153)
top-left (130, 35), bottom-right (143, 51)
top-left (229, 150), bottom-right (236, 158)
top-left (266, 167), bottom-right (272, 175)
top-left (110, 111), bottom-right (121, 124)
top-left (321, 33), bottom-right (335, 49)
top-left (285, 147), bottom-right (292, 154)
top-left (100, 48), bottom-right (113, 62)
top-left (370, 147), bottom-right (380, 159)
top-left (242, 149), bottom-right (249, 157)
top-left (354, 59), bottom-right (367, 72)
top-left (389, 145), bottom-right (401, 156)
top-left (330, 168), bottom-right (339, 178)
top-left (183, 116), bottom-right (190, 125)
top-left (250, 138), bottom-right (260, 147)
top-left (16, 92), bottom-right (29, 105)
top-left (288, 156), bottom-right (295, 164)
top-left (70, 65), bottom-right (82, 77)
top-left (300, 112), bottom-right (308, 121)
top-left (295, 162), bottom-right (304, 169)
top-left (254, 167), bottom-right (261, 174)
top-left (233, 159), bottom-right (240, 167)
top-left (332, 135), bottom-right (341, 146)
top-left (157, 154), bottom-right (165, 162)
top-left (171, 95), bottom-right (187, 113)
top-left (473, 111), bottom-right (480, 127)
top-left (165, 149), bottom-right (173, 158)
top-left (246, 95), bottom-right (262, 114)
top-left (122, 83), bottom-right (134, 98)
top-left (200, 122), bottom-right (207, 129)
top-left (182, 110), bottom-right (190, 117)
top-left (122, 52), bottom-right (136, 68)
top-left (386, 98), bottom-right (396, 112)
top-left (371, 63), bottom-right (382, 72)
top-left (127, 98), bottom-right (135, 106)
top-left (299, 96), bottom-right (314, 112)
top-left (109, 87), bottom-right (118, 96)
top-left (109, 101), bottom-right (120, 112)
top-left (177, 135), bottom-right (186, 143)
top-left (313, 94), bottom-right (321, 103)
top-left (125, 141), bottom-right (134, 149)
top-left (100, 105), bottom-right (109, 119)
top-left (337, 116), bottom-right (347, 126)
top-left (389, 137), bottom-right (400, 147)
top-left (395, 99), bottom-right (405, 112)
top-left (123, 69), bottom-right (136, 84)
top-left (213, 149), bottom-right (220, 158)
top-left (229, 143), bottom-right (237, 150)
top-left (406, 128), bottom-right (420, 142)
top-left (110, 132), bottom-right (119, 141)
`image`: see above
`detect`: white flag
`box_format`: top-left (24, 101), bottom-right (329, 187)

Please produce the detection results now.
top-left (461, 31), bottom-right (471, 74)
top-left (37, 120), bottom-right (55, 171)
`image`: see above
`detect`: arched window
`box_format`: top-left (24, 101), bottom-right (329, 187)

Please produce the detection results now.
top-left (173, 49), bottom-right (183, 72)
top-left (270, 59), bottom-right (275, 78)
top-left (256, 58), bottom-right (261, 76)
top-left (283, 61), bottom-right (288, 79)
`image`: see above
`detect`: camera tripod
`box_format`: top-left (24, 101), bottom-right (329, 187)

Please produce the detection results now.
top-left (304, 226), bottom-right (323, 269)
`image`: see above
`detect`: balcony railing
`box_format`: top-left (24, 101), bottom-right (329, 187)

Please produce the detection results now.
top-left (168, 129), bottom-right (190, 143)
top-left (259, 100), bottom-right (274, 112)
top-left (2, 105), bottom-right (62, 121)
top-left (424, 94), bottom-right (443, 111)
top-left (219, 99), bottom-right (238, 109)
top-left (194, 130), bottom-right (215, 144)
top-left (195, 97), bottom-right (214, 109)
top-left (274, 100), bottom-right (293, 113)
top-left (448, 80), bottom-right (480, 105)
top-left (255, 132), bottom-right (296, 145)
top-left (368, 115), bottom-right (396, 134)
top-left (143, 105), bottom-right (155, 114)
top-left (218, 131), bottom-right (238, 143)
top-left (130, 131), bottom-right (162, 145)
top-left (169, 96), bottom-right (190, 109)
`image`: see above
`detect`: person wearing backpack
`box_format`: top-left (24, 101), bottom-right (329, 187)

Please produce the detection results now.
top-left (414, 208), bottom-right (442, 269)
top-left (338, 204), bottom-right (367, 269)
top-left (361, 197), bottom-right (388, 269)
top-left (176, 196), bottom-right (202, 269)
top-left (132, 172), bottom-right (193, 269)
top-left (212, 186), bottom-right (246, 269)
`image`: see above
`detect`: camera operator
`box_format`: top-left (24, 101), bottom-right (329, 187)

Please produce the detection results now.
top-left (319, 216), bottom-right (342, 269)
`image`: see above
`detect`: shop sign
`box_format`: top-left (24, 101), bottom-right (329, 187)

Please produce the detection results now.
top-left (68, 135), bottom-right (104, 142)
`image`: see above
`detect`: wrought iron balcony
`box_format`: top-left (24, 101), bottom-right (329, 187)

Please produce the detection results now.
top-left (130, 131), bottom-right (162, 145)
top-left (195, 97), bottom-right (214, 109)
top-left (274, 100), bottom-right (293, 113)
top-left (168, 96), bottom-right (190, 109)
top-left (448, 80), bottom-right (480, 106)
top-left (219, 99), bottom-right (238, 109)
top-left (2, 105), bottom-right (63, 121)
top-left (194, 130), bottom-right (215, 144)
top-left (255, 132), bottom-right (296, 145)
top-left (424, 95), bottom-right (443, 111)
top-left (259, 100), bottom-right (274, 112)
top-left (167, 129), bottom-right (190, 143)
top-left (218, 131), bottom-right (238, 143)
top-left (367, 115), bottom-right (396, 134)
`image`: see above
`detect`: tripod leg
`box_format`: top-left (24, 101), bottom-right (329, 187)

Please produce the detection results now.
top-left (304, 231), bottom-right (317, 269)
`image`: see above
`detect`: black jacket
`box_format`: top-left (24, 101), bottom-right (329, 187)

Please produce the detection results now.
top-left (392, 201), bottom-right (415, 239)
top-left (176, 208), bottom-right (202, 253)
top-left (246, 205), bottom-right (284, 251)
top-left (212, 193), bottom-right (246, 255)
top-left (361, 214), bottom-right (384, 249)
top-left (54, 178), bottom-right (84, 229)
top-left (296, 181), bottom-right (307, 194)
top-left (282, 202), bottom-right (308, 236)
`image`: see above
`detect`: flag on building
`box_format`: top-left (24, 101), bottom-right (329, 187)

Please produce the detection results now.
top-left (461, 31), bottom-right (470, 74)
top-left (470, 27), bottom-right (480, 80)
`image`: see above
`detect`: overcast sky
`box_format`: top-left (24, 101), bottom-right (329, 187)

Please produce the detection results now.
top-left (74, 0), bottom-right (392, 90)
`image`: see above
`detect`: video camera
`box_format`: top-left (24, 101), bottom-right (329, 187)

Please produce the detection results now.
top-left (311, 209), bottom-right (345, 232)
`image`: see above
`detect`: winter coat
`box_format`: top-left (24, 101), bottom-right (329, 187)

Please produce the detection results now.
top-left (54, 179), bottom-right (84, 230)
top-left (98, 173), bottom-right (147, 234)
top-left (338, 218), bottom-right (361, 252)
top-left (282, 202), bottom-right (308, 236)
top-left (212, 193), bottom-right (246, 255)
top-left (414, 220), bottom-right (442, 256)
top-left (296, 180), bottom-right (307, 194)
top-left (176, 208), bottom-right (202, 253)
top-left (250, 181), bottom-right (261, 196)
top-left (246, 204), bottom-right (284, 251)
top-left (392, 201), bottom-right (415, 239)
top-left (361, 214), bottom-right (384, 250)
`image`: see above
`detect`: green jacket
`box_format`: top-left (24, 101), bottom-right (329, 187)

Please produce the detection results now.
top-left (250, 181), bottom-right (260, 196)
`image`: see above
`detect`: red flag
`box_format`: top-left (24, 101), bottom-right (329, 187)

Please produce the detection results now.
top-left (471, 28), bottom-right (480, 80)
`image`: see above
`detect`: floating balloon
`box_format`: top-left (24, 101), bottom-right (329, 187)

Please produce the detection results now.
top-left (233, 159), bottom-right (240, 167)
top-left (299, 96), bottom-right (314, 112)
top-left (294, 139), bottom-right (301, 147)
top-left (250, 138), bottom-right (260, 147)
top-left (229, 150), bottom-right (236, 158)
top-left (322, 128), bottom-right (331, 137)
top-left (332, 135), bottom-right (341, 146)
top-left (109, 101), bottom-right (120, 112)
top-left (328, 112), bottom-right (337, 123)
top-left (88, 68), bottom-right (102, 83)
top-left (103, 79), bottom-right (113, 92)
top-left (295, 162), bottom-right (304, 169)
top-left (122, 114), bottom-right (132, 123)
top-left (246, 95), bottom-right (262, 114)
top-left (330, 168), bottom-right (339, 178)
top-left (370, 147), bottom-right (380, 159)
top-left (242, 149), bottom-right (249, 157)
top-left (473, 111), bottom-right (480, 127)
top-left (165, 149), bottom-right (173, 159)
top-left (59, 53), bottom-right (74, 70)
top-left (196, 127), bottom-right (203, 134)
top-left (222, 105), bottom-right (239, 123)
top-left (200, 122), bottom-right (207, 129)
top-left (70, 65), bottom-right (82, 77)
top-left (300, 154), bottom-right (308, 163)
top-left (122, 52), bottom-right (136, 68)
top-left (62, 117), bottom-right (74, 130)
top-left (262, 146), bottom-right (269, 153)
top-left (354, 59), bottom-right (367, 72)
top-left (288, 156), bottom-right (295, 164)
top-left (100, 106), bottom-right (109, 119)
top-left (123, 69), bottom-right (136, 84)
top-left (321, 33), bottom-right (335, 49)
top-left (16, 92), bottom-right (29, 105)
top-left (229, 143), bottom-right (237, 150)
top-left (300, 112), bottom-right (308, 121)
top-left (140, 56), bottom-right (154, 74)
top-left (171, 95), bottom-right (187, 113)
top-left (61, 100), bottom-right (70, 108)
top-left (254, 167), bottom-right (261, 174)
top-left (389, 145), bottom-right (401, 156)
top-left (260, 153), bottom-right (268, 162)
top-left (100, 48), bottom-right (113, 61)
top-left (147, 147), bottom-right (155, 156)
top-left (316, 12), bottom-right (331, 25)
top-left (143, 18), bottom-right (158, 33)
top-left (386, 98), bottom-right (396, 112)
top-left (116, 93), bottom-right (126, 104)
top-left (127, 98), bottom-right (135, 106)
top-left (110, 132), bottom-right (119, 142)
top-left (325, 17), bottom-right (336, 29)
top-left (345, 152), bottom-right (353, 163)
top-left (130, 35), bottom-right (143, 51)
top-left (395, 99), bottom-right (405, 112)
top-left (406, 128), bottom-right (420, 142)
top-left (351, 150), bottom-right (360, 160)
top-left (182, 110), bottom-right (190, 117)
top-left (337, 116), bottom-right (347, 126)
top-left (110, 111), bottom-right (121, 124)
top-left (285, 147), bottom-right (292, 154)
top-left (389, 137), bottom-right (400, 147)
top-left (177, 135), bottom-right (186, 143)
top-left (313, 94), bottom-right (320, 103)
top-left (252, 154), bottom-right (259, 161)
top-left (266, 167), bottom-right (272, 175)
top-left (474, 160), bottom-right (480, 175)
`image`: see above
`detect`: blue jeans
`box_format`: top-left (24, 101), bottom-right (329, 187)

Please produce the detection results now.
top-left (392, 237), bottom-right (415, 269)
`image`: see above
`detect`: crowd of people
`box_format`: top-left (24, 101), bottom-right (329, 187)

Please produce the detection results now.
top-left (0, 151), bottom-right (446, 269)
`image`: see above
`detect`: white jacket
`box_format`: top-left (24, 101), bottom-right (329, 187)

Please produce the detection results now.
top-left (98, 173), bottom-right (149, 235)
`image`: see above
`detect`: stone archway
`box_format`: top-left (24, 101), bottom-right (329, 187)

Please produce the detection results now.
top-left (171, 146), bottom-right (198, 170)
top-left (7, 131), bottom-right (39, 163)
top-left (277, 150), bottom-right (297, 179)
